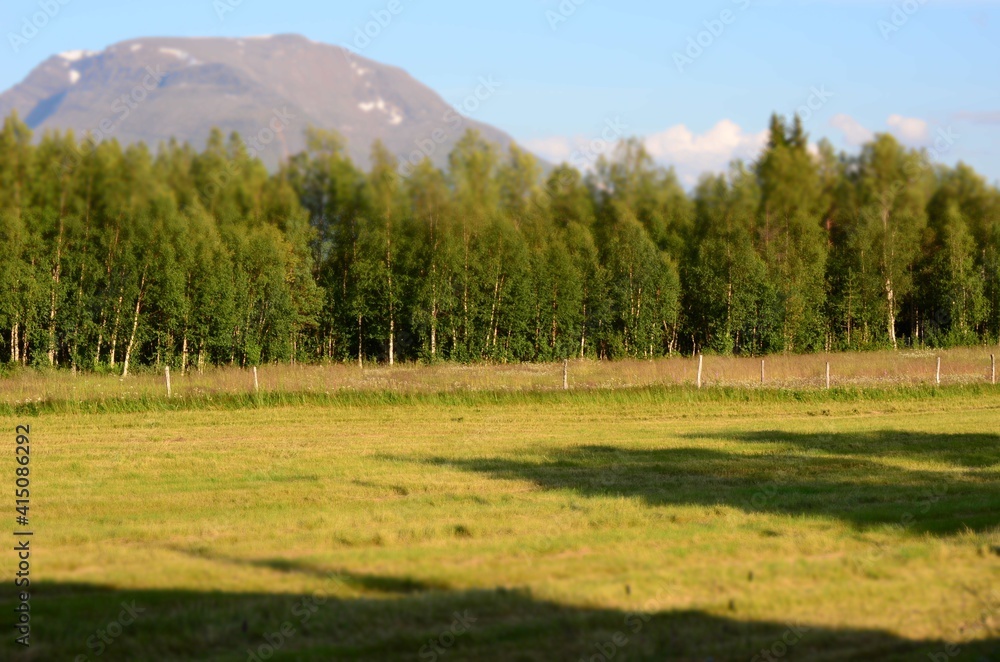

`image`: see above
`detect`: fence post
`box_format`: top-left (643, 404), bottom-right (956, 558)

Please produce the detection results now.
top-left (760, 359), bottom-right (765, 385)
top-left (697, 354), bottom-right (703, 390)
top-left (826, 362), bottom-right (831, 390)
top-left (165, 366), bottom-right (171, 399)
top-left (253, 366), bottom-right (259, 394)
top-left (936, 357), bottom-right (941, 386)
top-left (563, 359), bottom-right (569, 391)
top-left (992, 354), bottom-right (996, 386)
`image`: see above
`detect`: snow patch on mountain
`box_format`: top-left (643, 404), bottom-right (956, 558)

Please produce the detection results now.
top-left (58, 50), bottom-right (95, 63)
top-left (159, 47), bottom-right (200, 65)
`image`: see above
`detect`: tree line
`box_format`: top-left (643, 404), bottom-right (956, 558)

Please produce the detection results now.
top-left (1, 112), bottom-right (998, 373)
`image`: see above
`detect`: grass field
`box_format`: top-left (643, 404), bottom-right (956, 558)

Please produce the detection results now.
top-left (2, 366), bottom-right (1000, 660)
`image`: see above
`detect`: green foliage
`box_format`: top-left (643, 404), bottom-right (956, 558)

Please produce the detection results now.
top-left (1, 115), bottom-right (999, 371)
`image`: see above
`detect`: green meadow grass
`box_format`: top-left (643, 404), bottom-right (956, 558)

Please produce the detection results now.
top-left (1, 385), bottom-right (999, 660)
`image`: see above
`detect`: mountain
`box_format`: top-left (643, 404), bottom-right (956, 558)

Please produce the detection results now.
top-left (0, 34), bottom-right (517, 170)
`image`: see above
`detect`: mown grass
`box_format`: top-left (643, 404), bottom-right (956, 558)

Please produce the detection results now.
top-left (1, 377), bottom-right (998, 660)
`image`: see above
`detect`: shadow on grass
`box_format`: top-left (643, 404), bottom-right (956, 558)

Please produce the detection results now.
top-left (5, 578), bottom-right (998, 661)
top-left (691, 430), bottom-right (1000, 469)
top-left (161, 545), bottom-right (450, 594)
top-left (423, 430), bottom-right (1000, 535)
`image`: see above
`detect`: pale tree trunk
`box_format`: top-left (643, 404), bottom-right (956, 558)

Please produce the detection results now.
top-left (181, 271), bottom-right (192, 373)
top-left (94, 309), bottom-right (107, 369)
top-left (551, 288), bottom-right (559, 351)
top-left (430, 297), bottom-right (438, 359)
top-left (627, 263), bottom-right (637, 355)
top-left (462, 224), bottom-right (470, 346)
top-left (386, 217), bottom-right (395, 367)
top-left (96, 225), bottom-right (122, 368)
top-left (71, 240), bottom-right (89, 369)
top-left (726, 248), bottom-right (734, 341)
top-left (533, 300), bottom-right (541, 357)
top-left (122, 269), bottom-right (148, 378)
top-left (51, 169), bottom-right (76, 366)
top-left (486, 274), bottom-right (501, 349)
top-left (493, 275), bottom-right (505, 349)
top-left (48, 218), bottom-right (65, 366)
top-left (429, 217), bottom-right (439, 359)
top-left (882, 206), bottom-right (898, 350)
top-left (11, 321), bottom-right (19, 365)
top-left (109, 292), bottom-right (124, 369)
top-left (847, 287), bottom-right (853, 347)
top-left (886, 279), bottom-right (897, 349)
top-left (429, 258), bottom-right (439, 359)
top-left (47, 284), bottom-right (59, 366)
top-left (22, 321), bottom-right (30, 366)
top-left (388, 319), bottom-right (394, 366)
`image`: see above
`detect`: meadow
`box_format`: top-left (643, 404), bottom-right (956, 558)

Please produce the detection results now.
top-left (1, 353), bottom-right (999, 660)
top-left (1, 346), bottom-right (998, 415)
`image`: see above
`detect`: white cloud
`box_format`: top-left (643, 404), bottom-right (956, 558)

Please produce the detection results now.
top-left (644, 120), bottom-right (768, 185)
top-left (887, 113), bottom-right (929, 143)
top-left (526, 113), bottom-right (939, 187)
top-left (522, 135), bottom-right (586, 165)
top-left (525, 119), bottom-right (767, 186)
top-left (830, 113), bottom-right (932, 147)
top-left (830, 113), bottom-right (874, 146)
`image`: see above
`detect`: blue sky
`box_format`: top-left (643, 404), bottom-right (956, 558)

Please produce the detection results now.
top-left (2, 0), bottom-right (999, 184)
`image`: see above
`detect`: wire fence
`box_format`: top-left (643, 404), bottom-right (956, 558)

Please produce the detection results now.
top-left (0, 347), bottom-right (998, 407)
